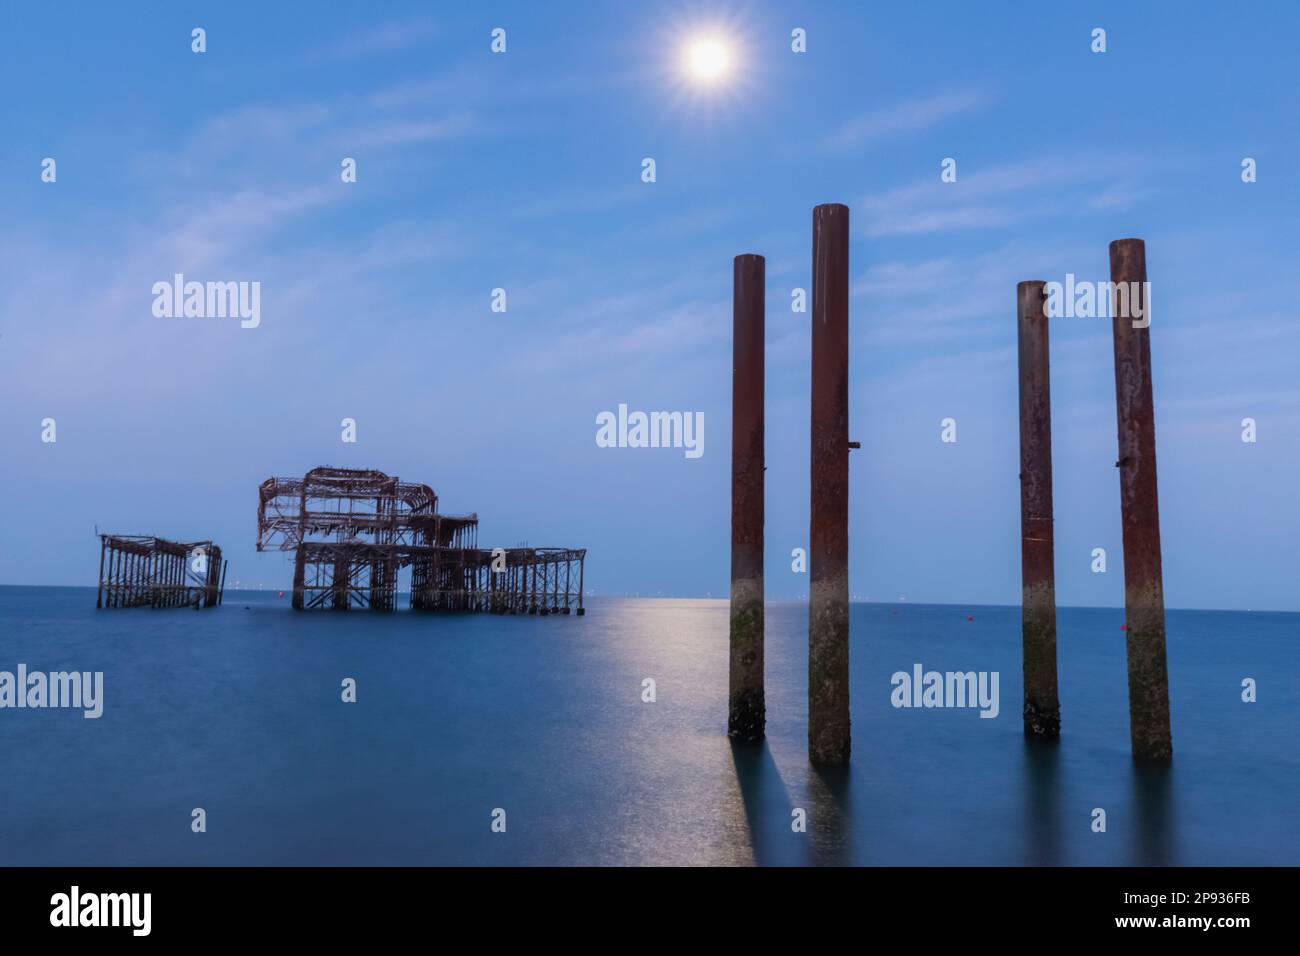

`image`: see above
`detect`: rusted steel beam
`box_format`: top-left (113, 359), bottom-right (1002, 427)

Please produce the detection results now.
top-left (204, 546), bottom-right (221, 608)
top-left (331, 551), bottom-right (351, 611)
top-left (96, 536), bottom-right (106, 609)
top-left (576, 556), bottom-right (585, 616)
top-left (529, 558), bottom-right (537, 613)
top-left (729, 252), bottom-right (766, 742)
top-left (291, 547), bottom-right (306, 610)
top-left (808, 203), bottom-right (851, 766)
top-left (106, 546), bottom-right (116, 607)
top-left (1017, 280), bottom-right (1061, 737)
top-left (1109, 238), bottom-right (1173, 761)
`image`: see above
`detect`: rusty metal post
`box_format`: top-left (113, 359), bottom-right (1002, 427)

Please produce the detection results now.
top-left (1110, 238), bottom-right (1173, 761)
top-left (96, 536), bottom-right (106, 609)
top-left (808, 203), bottom-right (851, 765)
top-left (205, 547), bottom-right (220, 609)
top-left (576, 555), bottom-right (585, 616)
top-left (729, 253), bottom-right (765, 742)
top-left (105, 545), bottom-right (116, 607)
top-left (291, 547), bottom-right (306, 610)
top-left (1017, 281), bottom-right (1061, 737)
top-left (332, 551), bottom-right (350, 611)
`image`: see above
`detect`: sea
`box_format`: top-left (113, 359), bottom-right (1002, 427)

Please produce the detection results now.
top-left (0, 586), bottom-right (1294, 866)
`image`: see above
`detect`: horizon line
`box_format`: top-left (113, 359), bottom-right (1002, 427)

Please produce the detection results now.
top-left (0, 584), bottom-right (1293, 616)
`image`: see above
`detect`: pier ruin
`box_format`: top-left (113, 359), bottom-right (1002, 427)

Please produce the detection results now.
top-left (96, 534), bottom-right (226, 609)
top-left (257, 466), bottom-right (586, 614)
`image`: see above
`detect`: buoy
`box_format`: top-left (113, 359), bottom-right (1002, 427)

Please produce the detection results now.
top-left (1120, 624), bottom-right (1128, 631)
top-left (967, 615), bottom-right (973, 621)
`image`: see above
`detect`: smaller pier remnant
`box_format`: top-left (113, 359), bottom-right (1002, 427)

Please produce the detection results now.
top-left (96, 535), bottom-right (226, 609)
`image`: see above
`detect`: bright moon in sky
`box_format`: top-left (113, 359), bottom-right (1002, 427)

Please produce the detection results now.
top-left (685, 37), bottom-right (732, 83)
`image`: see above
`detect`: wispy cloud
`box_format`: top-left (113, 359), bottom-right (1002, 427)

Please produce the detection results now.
top-left (155, 72), bottom-right (487, 190)
top-left (859, 154), bottom-right (1153, 238)
top-left (1088, 181), bottom-right (1153, 210)
top-left (824, 88), bottom-right (989, 149)
top-left (851, 239), bottom-right (1085, 347)
top-left (513, 186), bottom-right (647, 220)
top-left (346, 113), bottom-right (478, 149)
top-left (320, 19), bottom-right (437, 60)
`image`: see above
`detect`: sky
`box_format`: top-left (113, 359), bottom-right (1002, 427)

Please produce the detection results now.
top-left (1, 2), bottom-right (1297, 610)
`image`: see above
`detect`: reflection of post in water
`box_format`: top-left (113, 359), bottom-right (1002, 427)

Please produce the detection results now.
top-left (803, 763), bottom-right (852, 866)
top-left (1130, 761), bottom-right (1177, 865)
top-left (1020, 738), bottom-right (1063, 865)
top-left (728, 740), bottom-right (791, 866)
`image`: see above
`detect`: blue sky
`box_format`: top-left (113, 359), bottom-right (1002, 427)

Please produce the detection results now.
top-left (2, 2), bottom-right (1297, 609)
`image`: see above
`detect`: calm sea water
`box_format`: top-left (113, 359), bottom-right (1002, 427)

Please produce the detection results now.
top-left (0, 586), bottom-right (1294, 866)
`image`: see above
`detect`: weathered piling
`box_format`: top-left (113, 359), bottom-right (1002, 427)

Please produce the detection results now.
top-left (1017, 280), bottom-right (1061, 737)
top-left (202, 546), bottom-right (224, 608)
top-left (291, 548), bottom-right (306, 610)
top-left (331, 552), bottom-right (350, 611)
top-left (808, 203), bottom-right (851, 765)
top-left (729, 253), bottom-right (766, 741)
top-left (96, 538), bottom-right (107, 608)
top-left (576, 559), bottom-right (585, 615)
top-left (1109, 238), bottom-right (1173, 761)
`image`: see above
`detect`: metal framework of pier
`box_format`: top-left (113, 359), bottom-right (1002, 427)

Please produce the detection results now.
top-left (257, 467), bottom-right (585, 614)
top-left (96, 534), bottom-right (226, 609)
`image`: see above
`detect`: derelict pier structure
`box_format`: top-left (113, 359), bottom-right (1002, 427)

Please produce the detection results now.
top-left (257, 467), bottom-right (586, 614)
top-left (96, 534), bottom-right (227, 609)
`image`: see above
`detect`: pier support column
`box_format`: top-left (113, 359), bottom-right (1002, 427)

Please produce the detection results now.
top-left (1109, 238), bottom-right (1173, 761)
top-left (205, 547), bottom-right (222, 609)
top-left (1017, 281), bottom-right (1061, 737)
top-left (576, 556), bottom-right (585, 616)
top-left (332, 552), bottom-right (350, 611)
top-left (291, 546), bottom-right (306, 610)
top-left (729, 253), bottom-right (766, 741)
top-left (808, 203), bottom-right (851, 766)
top-left (96, 537), bottom-right (106, 609)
